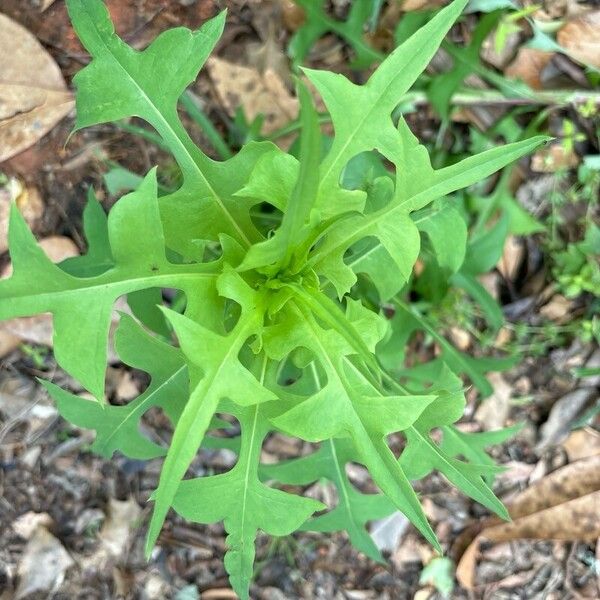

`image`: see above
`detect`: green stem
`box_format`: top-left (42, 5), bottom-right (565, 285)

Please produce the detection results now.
top-left (180, 91), bottom-right (234, 160)
top-left (114, 121), bottom-right (170, 151)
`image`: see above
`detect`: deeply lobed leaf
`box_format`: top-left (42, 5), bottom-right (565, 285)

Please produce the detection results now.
top-left (0, 2), bottom-right (550, 597)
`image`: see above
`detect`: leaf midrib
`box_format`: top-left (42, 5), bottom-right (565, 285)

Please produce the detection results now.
top-left (2, 271), bottom-right (217, 306)
top-left (317, 14), bottom-right (449, 189)
top-left (98, 365), bottom-right (186, 454)
top-left (86, 8), bottom-right (251, 247)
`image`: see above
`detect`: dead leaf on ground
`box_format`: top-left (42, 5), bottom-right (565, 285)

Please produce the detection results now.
top-left (201, 589), bottom-right (240, 600)
top-left (481, 26), bottom-right (523, 70)
top-left (370, 511), bottom-right (409, 553)
top-left (474, 372), bottom-right (511, 431)
top-left (539, 294), bottom-right (575, 323)
top-left (497, 235), bottom-right (524, 281)
top-left (207, 56), bottom-right (298, 137)
top-left (12, 511), bottom-right (53, 539)
top-left (78, 497), bottom-right (141, 572)
top-left (14, 524), bottom-right (74, 599)
top-left (537, 388), bottom-right (596, 451)
top-left (531, 143), bottom-right (580, 172)
top-left (456, 455), bottom-right (600, 589)
top-left (563, 428), bottom-right (600, 462)
top-left (0, 177), bottom-right (44, 253)
top-left (557, 11), bottom-right (600, 68)
top-left (0, 13), bottom-right (74, 163)
top-left (537, 348), bottom-right (600, 450)
top-left (504, 48), bottom-right (554, 90)
top-left (99, 497), bottom-right (142, 559)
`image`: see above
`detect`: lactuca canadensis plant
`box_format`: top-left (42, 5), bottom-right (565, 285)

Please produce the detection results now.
top-left (0, 0), bottom-right (548, 597)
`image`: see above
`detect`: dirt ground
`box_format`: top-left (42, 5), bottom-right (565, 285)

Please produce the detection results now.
top-left (0, 1), bottom-right (599, 599)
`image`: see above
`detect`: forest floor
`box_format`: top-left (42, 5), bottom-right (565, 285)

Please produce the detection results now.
top-left (0, 1), bottom-right (599, 599)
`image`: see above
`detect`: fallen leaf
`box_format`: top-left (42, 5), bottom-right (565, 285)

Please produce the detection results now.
top-left (497, 235), bottom-right (523, 281)
top-left (474, 372), bottom-right (511, 431)
top-left (504, 48), bottom-right (554, 90)
top-left (115, 370), bottom-right (140, 401)
top-left (12, 511), bottom-right (53, 539)
top-left (449, 327), bottom-right (471, 351)
top-left (99, 497), bottom-right (142, 559)
top-left (531, 143), bottom-right (580, 172)
top-left (207, 56), bottom-right (298, 135)
top-left (539, 294), bottom-right (575, 323)
top-left (145, 574), bottom-right (174, 599)
top-left (537, 386), bottom-right (597, 451)
top-left (0, 13), bottom-right (74, 162)
top-left (15, 525), bottom-right (74, 599)
top-left (562, 428), bottom-right (600, 462)
top-left (279, 0), bottom-right (305, 32)
top-left (370, 511), bottom-right (409, 553)
top-left (201, 590), bottom-right (239, 600)
top-left (456, 455), bottom-right (600, 589)
top-left (0, 328), bottom-right (20, 358)
top-left (557, 11), bottom-right (600, 68)
top-left (481, 27), bottom-right (522, 70)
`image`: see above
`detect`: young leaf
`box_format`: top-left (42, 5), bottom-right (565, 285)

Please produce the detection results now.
top-left (306, 0), bottom-right (470, 211)
top-left (311, 124), bottom-right (548, 296)
top-left (145, 272), bottom-right (277, 555)
top-left (237, 81), bottom-right (321, 273)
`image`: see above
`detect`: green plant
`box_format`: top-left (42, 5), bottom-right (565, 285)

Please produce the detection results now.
top-left (0, 1), bottom-right (548, 597)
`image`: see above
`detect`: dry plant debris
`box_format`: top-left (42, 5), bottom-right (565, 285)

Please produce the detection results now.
top-left (0, 13), bottom-right (74, 162)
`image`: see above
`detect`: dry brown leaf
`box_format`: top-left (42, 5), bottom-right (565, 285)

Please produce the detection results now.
top-left (557, 11), bottom-right (600, 68)
top-left (0, 13), bottom-right (74, 162)
top-left (457, 456), bottom-right (600, 589)
top-left (497, 235), bottom-right (523, 281)
top-left (12, 511), bottom-right (53, 539)
top-left (0, 328), bottom-right (20, 357)
top-left (539, 294), bottom-right (575, 323)
top-left (15, 525), bottom-right (74, 599)
top-left (481, 27), bottom-right (522, 70)
top-left (280, 0), bottom-right (306, 32)
top-left (563, 428), bottom-right (600, 462)
top-left (537, 389), bottom-right (597, 450)
top-left (504, 48), bottom-right (554, 90)
top-left (449, 327), bottom-right (470, 351)
top-left (474, 372), bottom-right (511, 431)
top-left (99, 497), bottom-right (141, 559)
top-left (531, 143), bottom-right (580, 172)
top-left (207, 56), bottom-right (298, 136)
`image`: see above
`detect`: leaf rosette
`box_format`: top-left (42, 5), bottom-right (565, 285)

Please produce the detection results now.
top-left (0, 1), bottom-right (549, 597)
